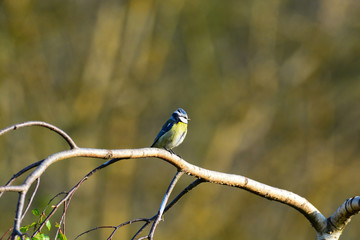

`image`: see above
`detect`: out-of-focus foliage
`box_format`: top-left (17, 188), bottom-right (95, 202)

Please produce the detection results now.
top-left (1, 0), bottom-right (360, 239)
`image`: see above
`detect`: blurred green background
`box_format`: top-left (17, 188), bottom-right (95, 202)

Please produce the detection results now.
top-left (1, 0), bottom-right (360, 239)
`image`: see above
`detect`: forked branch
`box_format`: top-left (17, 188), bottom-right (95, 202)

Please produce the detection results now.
top-left (0, 122), bottom-right (359, 240)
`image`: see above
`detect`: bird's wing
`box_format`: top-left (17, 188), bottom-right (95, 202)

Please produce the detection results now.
top-left (151, 119), bottom-right (174, 147)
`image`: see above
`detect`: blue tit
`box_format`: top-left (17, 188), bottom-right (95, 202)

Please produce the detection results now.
top-left (151, 108), bottom-right (190, 154)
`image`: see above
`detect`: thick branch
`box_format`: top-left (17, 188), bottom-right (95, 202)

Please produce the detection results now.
top-left (0, 147), bottom-right (328, 235)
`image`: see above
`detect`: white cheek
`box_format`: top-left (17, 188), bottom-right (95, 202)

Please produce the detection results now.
top-left (179, 116), bottom-right (188, 124)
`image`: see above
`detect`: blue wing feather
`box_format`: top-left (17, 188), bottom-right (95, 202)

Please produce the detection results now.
top-left (151, 119), bottom-right (174, 147)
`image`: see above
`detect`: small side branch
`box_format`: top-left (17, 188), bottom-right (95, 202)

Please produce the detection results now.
top-left (21, 178), bottom-right (40, 221)
top-left (164, 178), bottom-right (205, 213)
top-left (32, 158), bottom-right (125, 237)
top-left (81, 176), bottom-right (204, 239)
top-left (75, 177), bottom-right (204, 240)
top-left (327, 196), bottom-right (360, 233)
top-left (131, 178), bottom-right (205, 239)
top-left (0, 121), bottom-right (77, 149)
top-left (74, 219), bottom-right (151, 240)
top-left (0, 160), bottom-right (43, 198)
top-left (148, 171), bottom-right (184, 239)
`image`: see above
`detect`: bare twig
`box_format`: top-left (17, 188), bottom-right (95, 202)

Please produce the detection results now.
top-left (42, 192), bottom-right (67, 214)
top-left (164, 178), bottom-right (205, 213)
top-left (131, 178), bottom-right (204, 240)
top-left (54, 199), bottom-right (70, 239)
top-left (73, 177), bottom-right (205, 240)
top-left (0, 121), bottom-right (77, 200)
top-left (74, 226), bottom-right (117, 240)
top-left (74, 219), bottom-right (150, 240)
top-left (0, 227), bottom-right (13, 240)
top-left (21, 178), bottom-right (40, 221)
top-left (107, 219), bottom-right (151, 240)
top-left (32, 158), bottom-right (125, 238)
top-left (131, 221), bottom-right (151, 240)
top-left (0, 160), bottom-right (43, 198)
top-left (148, 171), bottom-right (184, 239)
top-left (0, 121), bottom-right (77, 149)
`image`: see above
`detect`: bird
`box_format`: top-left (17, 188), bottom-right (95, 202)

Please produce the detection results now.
top-left (151, 108), bottom-right (190, 154)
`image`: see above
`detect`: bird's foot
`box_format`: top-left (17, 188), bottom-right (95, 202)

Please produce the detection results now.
top-left (165, 148), bottom-right (181, 158)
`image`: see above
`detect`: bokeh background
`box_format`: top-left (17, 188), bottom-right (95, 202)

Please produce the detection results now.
top-left (1, 0), bottom-right (360, 239)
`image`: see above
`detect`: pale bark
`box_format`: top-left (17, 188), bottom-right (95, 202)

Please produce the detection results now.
top-left (0, 121), bottom-right (359, 239)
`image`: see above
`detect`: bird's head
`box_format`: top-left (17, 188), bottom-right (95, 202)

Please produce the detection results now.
top-left (172, 108), bottom-right (190, 124)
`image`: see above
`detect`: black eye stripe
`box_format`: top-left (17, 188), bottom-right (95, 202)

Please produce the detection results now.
top-left (175, 108), bottom-right (187, 116)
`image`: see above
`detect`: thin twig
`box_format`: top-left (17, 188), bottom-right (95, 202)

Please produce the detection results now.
top-left (164, 178), bottom-right (205, 213)
top-left (32, 158), bottom-right (125, 237)
top-left (131, 178), bottom-right (205, 240)
top-left (42, 192), bottom-right (67, 215)
top-left (96, 177), bottom-right (203, 240)
top-left (74, 226), bottom-right (116, 240)
top-left (0, 160), bottom-right (43, 198)
top-left (131, 221), bottom-right (151, 240)
top-left (0, 227), bottom-right (13, 240)
top-left (107, 219), bottom-right (151, 240)
top-left (0, 121), bottom-right (78, 149)
top-left (63, 200), bottom-right (66, 237)
top-left (21, 178), bottom-right (40, 220)
top-left (148, 171), bottom-right (184, 239)
top-left (55, 197), bottom-right (71, 238)
top-left (74, 218), bottom-right (150, 240)
top-left (32, 191), bottom-right (75, 237)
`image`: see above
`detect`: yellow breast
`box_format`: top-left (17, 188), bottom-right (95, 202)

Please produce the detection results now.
top-left (154, 122), bottom-right (187, 149)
